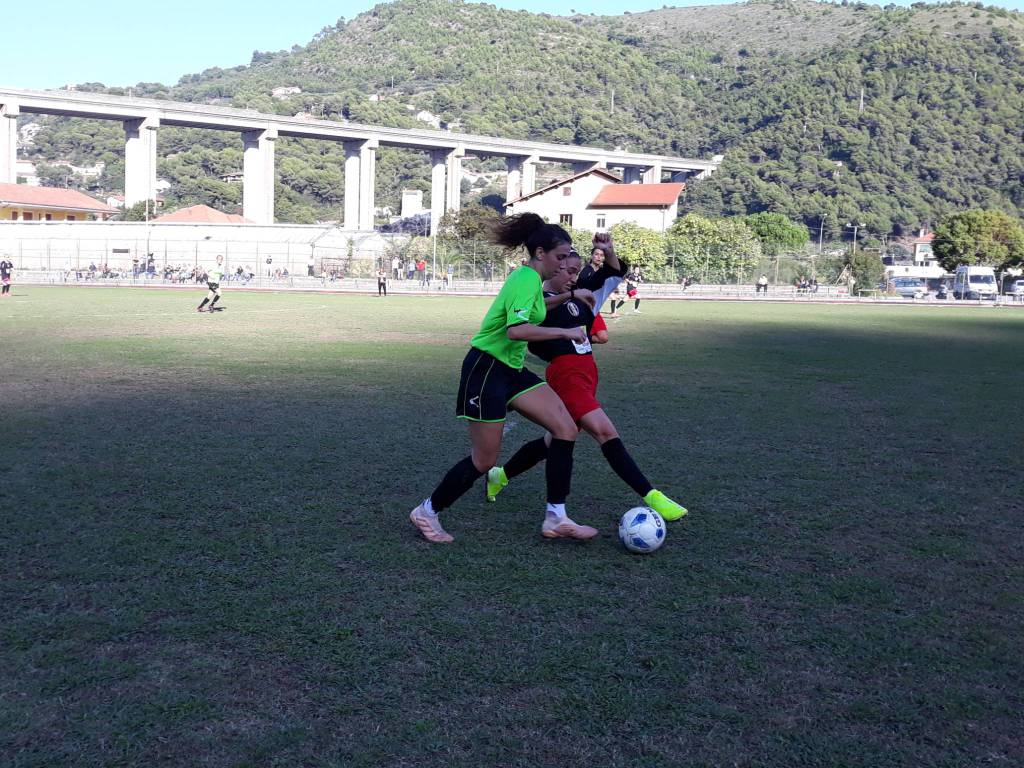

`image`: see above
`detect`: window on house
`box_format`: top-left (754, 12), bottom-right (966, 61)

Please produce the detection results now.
top-left (45, 213), bottom-right (53, 221)
top-left (23, 212), bottom-right (33, 220)
top-left (596, 215), bottom-right (606, 229)
top-left (9, 212), bottom-right (16, 220)
top-left (67, 215), bottom-right (76, 221)
top-left (559, 214), bottom-right (573, 226)
top-left (562, 187), bottom-right (572, 196)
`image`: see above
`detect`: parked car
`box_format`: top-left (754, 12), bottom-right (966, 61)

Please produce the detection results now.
top-left (890, 276), bottom-right (929, 299)
top-left (1007, 279), bottom-right (1024, 299)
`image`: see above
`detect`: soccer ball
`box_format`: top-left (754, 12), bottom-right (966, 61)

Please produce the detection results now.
top-left (618, 507), bottom-right (666, 553)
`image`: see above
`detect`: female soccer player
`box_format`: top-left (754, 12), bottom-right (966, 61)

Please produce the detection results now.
top-left (486, 235), bottom-right (687, 522)
top-left (377, 266), bottom-right (388, 297)
top-left (0, 254), bottom-right (13, 298)
top-left (409, 213), bottom-right (600, 544)
top-left (197, 255), bottom-right (226, 312)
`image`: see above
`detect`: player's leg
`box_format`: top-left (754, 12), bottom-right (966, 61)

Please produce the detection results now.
top-left (197, 287), bottom-right (213, 311)
top-left (486, 433), bottom-right (550, 502)
top-left (410, 421), bottom-right (503, 543)
top-left (633, 296), bottom-right (641, 313)
top-left (509, 385), bottom-right (596, 540)
top-left (579, 408), bottom-right (687, 521)
top-left (209, 286), bottom-right (223, 309)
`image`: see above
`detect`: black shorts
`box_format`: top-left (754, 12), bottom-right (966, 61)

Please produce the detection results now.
top-left (207, 282), bottom-right (220, 291)
top-left (456, 347), bottom-right (544, 423)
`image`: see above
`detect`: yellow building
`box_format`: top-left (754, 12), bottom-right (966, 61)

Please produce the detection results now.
top-left (0, 182), bottom-right (117, 221)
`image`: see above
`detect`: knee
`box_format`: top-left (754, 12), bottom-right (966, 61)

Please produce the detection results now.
top-left (470, 449), bottom-right (498, 473)
top-left (549, 414), bottom-right (579, 442)
top-left (592, 425), bottom-right (620, 444)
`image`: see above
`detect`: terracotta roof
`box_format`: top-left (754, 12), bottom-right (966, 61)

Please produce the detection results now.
top-left (506, 167), bottom-right (622, 205)
top-left (912, 232), bottom-right (934, 243)
top-left (0, 182), bottom-right (117, 213)
top-left (589, 183), bottom-right (685, 208)
top-left (153, 204), bottom-right (249, 223)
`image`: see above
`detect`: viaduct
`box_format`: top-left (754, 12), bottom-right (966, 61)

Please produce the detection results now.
top-left (0, 87), bottom-right (720, 232)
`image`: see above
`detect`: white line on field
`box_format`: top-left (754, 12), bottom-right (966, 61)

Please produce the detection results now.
top-left (3, 305), bottom-right (330, 320)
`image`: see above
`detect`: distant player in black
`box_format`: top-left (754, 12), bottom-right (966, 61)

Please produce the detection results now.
top-left (0, 255), bottom-right (13, 297)
top-left (197, 255), bottom-right (226, 312)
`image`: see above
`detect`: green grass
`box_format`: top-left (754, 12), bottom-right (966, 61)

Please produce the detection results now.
top-left (2, 287), bottom-right (1022, 767)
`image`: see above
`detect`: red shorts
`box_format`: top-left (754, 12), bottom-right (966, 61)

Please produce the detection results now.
top-left (546, 354), bottom-right (601, 423)
top-left (627, 288), bottom-right (638, 298)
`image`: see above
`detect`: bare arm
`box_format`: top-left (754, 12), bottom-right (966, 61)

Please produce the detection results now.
top-left (543, 288), bottom-right (596, 310)
top-left (507, 324), bottom-right (587, 344)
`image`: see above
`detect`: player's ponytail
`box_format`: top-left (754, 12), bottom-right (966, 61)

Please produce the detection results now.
top-left (491, 213), bottom-right (572, 259)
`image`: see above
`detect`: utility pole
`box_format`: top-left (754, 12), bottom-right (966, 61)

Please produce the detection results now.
top-left (818, 213), bottom-right (827, 254)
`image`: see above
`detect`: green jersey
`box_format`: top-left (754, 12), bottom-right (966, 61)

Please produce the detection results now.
top-left (207, 263), bottom-right (224, 283)
top-left (470, 266), bottom-right (546, 370)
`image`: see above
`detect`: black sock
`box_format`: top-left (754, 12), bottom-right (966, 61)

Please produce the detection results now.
top-left (634, 299), bottom-right (640, 310)
top-left (504, 437), bottom-right (548, 479)
top-left (616, 299), bottom-right (625, 312)
top-left (430, 455), bottom-right (484, 512)
top-left (601, 438), bottom-right (653, 497)
top-left (210, 297), bottom-right (219, 308)
top-left (198, 298), bottom-right (209, 309)
top-left (545, 438), bottom-right (575, 505)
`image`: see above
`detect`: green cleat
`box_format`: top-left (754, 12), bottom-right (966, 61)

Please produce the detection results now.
top-left (485, 466), bottom-right (508, 502)
top-left (644, 489), bottom-right (688, 521)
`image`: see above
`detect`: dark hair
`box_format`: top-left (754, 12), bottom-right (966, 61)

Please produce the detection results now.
top-left (490, 213), bottom-right (571, 258)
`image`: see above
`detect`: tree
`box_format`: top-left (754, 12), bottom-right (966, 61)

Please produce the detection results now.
top-left (119, 200), bottom-right (158, 221)
top-left (609, 222), bottom-right (668, 278)
top-left (932, 210), bottom-right (1024, 271)
top-left (846, 250), bottom-right (885, 292)
top-left (741, 212), bottom-right (810, 255)
top-left (666, 214), bottom-right (762, 283)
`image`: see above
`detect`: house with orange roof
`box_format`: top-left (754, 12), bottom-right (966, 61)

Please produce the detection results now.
top-left (152, 204), bottom-right (248, 224)
top-left (0, 182), bottom-right (117, 221)
top-left (505, 168), bottom-right (685, 232)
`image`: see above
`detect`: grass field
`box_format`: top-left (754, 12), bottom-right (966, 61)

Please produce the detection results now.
top-left (2, 286), bottom-right (1022, 767)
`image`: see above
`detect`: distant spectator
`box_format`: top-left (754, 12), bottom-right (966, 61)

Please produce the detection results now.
top-left (392, 255), bottom-right (401, 280)
top-left (377, 267), bottom-right (388, 297)
top-left (308, 255), bottom-right (316, 277)
top-left (406, 258), bottom-right (415, 281)
top-left (756, 274), bottom-right (768, 294)
top-left (416, 258), bottom-right (427, 285)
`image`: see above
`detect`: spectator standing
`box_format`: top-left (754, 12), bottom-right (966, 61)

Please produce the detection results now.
top-left (756, 274), bottom-right (769, 294)
top-left (377, 267), bottom-right (388, 297)
top-left (406, 258), bottom-right (416, 281)
top-left (392, 255), bottom-right (401, 280)
top-left (416, 258), bottom-right (427, 285)
top-left (308, 255), bottom-right (316, 277)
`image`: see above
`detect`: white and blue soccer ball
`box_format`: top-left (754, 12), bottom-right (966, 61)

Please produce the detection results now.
top-left (618, 506), bottom-right (666, 553)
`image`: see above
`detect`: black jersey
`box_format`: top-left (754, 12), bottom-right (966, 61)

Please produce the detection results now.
top-left (0, 260), bottom-right (12, 278)
top-left (528, 261), bottom-right (627, 363)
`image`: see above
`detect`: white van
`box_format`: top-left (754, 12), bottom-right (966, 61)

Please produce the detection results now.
top-left (953, 265), bottom-right (998, 300)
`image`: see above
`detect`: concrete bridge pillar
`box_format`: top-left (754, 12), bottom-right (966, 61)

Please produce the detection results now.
top-left (357, 139), bottom-right (378, 230)
top-left (642, 162), bottom-right (663, 184)
top-left (0, 100), bottom-right (18, 184)
top-left (430, 149), bottom-right (448, 235)
top-left (124, 114), bottom-right (159, 208)
top-left (521, 155), bottom-right (538, 197)
top-left (669, 170), bottom-right (690, 183)
top-left (343, 141), bottom-right (362, 231)
top-left (242, 127), bottom-right (277, 225)
top-left (445, 147), bottom-right (464, 214)
top-left (622, 167), bottom-right (643, 184)
top-left (505, 156), bottom-right (522, 203)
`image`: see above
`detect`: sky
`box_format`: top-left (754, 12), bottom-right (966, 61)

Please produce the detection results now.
top-left (3, 0), bottom-right (1022, 91)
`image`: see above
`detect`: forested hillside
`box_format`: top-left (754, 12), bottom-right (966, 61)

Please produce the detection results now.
top-left (20, 0), bottom-right (1024, 239)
